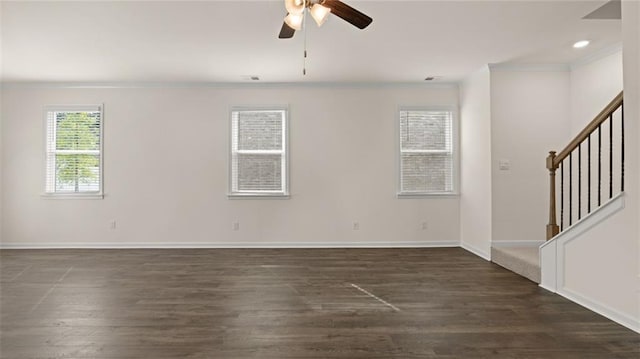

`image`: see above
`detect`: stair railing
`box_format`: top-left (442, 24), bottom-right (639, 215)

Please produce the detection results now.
top-left (546, 92), bottom-right (624, 240)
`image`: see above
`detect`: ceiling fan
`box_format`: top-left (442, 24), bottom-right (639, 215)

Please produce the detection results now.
top-left (278, 0), bottom-right (373, 39)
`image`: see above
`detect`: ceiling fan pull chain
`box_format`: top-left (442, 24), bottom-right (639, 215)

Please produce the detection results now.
top-left (303, 8), bottom-right (308, 76)
top-left (303, 48), bottom-right (307, 76)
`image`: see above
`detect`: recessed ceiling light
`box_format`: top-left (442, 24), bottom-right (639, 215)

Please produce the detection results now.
top-left (573, 40), bottom-right (590, 48)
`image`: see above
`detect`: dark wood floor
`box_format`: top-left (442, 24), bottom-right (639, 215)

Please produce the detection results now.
top-left (0, 247), bottom-right (638, 358)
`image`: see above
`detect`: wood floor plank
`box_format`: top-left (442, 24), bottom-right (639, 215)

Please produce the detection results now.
top-left (1, 248), bottom-right (638, 358)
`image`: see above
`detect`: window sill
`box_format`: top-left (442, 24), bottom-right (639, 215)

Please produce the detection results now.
top-left (397, 192), bottom-right (459, 199)
top-left (228, 193), bottom-right (290, 199)
top-left (41, 193), bottom-right (104, 200)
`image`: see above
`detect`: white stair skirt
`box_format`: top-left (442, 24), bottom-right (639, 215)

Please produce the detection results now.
top-left (539, 193), bottom-right (639, 333)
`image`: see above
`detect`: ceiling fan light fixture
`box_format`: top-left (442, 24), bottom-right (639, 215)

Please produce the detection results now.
top-left (285, 0), bottom-right (305, 15)
top-left (284, 13), bottom-right (304, 30)
top-left (310, 4), bottom-right (331, 27)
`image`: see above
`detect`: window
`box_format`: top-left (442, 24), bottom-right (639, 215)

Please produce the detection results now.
top-left (230, 107), bottom-right (288, 197)
top-left (45, 105), bottom-right (103, 197)
top-left (398, 107), bottom-right (456, 195)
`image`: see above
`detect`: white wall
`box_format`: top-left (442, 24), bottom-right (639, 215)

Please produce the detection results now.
top-left (0, 85), bottom-right (3, 244)
top-left (0, 84), bottom-right (461, 247)
top-left (635, 0), bottom-right (640, 292)
top-left (489, 69), bottom-right (571, 244)
top-left (459, 66), bottom-right (492, 258)
top-left (0, 4), bottom-right (4, 243)
top-left (570, 50), bottom-right (623, 132)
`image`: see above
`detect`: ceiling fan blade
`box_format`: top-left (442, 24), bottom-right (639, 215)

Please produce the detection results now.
top-left (278, 21), bottom-right (296, 39)
top-left (322, 0), bottom-right (372, 29)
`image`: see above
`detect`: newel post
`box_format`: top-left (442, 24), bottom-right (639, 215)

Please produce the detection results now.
top-left (546, 151), bottom-right (560, 240)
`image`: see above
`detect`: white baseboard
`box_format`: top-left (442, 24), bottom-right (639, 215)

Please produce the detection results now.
top-left (491, 240), bottom-right (545, 248)
top-left (461, 241), bottom-right (491, 261)
top-left (558, 287), bottom-right (640, 334)
top-left (0, 241), bottom-right (460, 249)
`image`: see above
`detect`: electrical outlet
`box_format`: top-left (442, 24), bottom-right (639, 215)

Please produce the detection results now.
top-left (422, 221), bottom-right (428, 230)
top-left (233, 222), bottom-right (240, 231)
top-left (352, 222), bottom-right (360, 230)
top-left (109, 220), bottom-right (116, 230)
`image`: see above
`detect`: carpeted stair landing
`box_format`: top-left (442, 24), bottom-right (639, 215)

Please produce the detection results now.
top-left (491, 246), bottom-right (541, 283)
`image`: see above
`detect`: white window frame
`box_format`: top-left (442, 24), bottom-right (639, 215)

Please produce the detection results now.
top-left (397, 106), bottom-right (459, 197)
top-left (43, 104), bottom-right (104, 199)
top-left (228, 106), bottom-right (289, 198)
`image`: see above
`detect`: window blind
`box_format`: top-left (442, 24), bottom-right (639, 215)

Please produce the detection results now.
top-left (230, 109), bottom-right (287, 195)
top-left (45, 106), bottom-right (102, 194)
top-left (399, 109), bottom-right (454, 194)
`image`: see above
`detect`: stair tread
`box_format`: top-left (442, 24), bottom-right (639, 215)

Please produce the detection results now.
top-left (493, 246), bottom-right (539, 267)
top-left (491, 246), bottom-right (540, 283)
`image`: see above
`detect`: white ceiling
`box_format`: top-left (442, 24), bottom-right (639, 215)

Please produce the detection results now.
top-left (0, 0), bottom-right (622, 83)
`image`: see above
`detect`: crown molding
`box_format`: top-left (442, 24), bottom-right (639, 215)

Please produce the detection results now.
top-left (0, 81), bottom-right (460, 90)
top-left (570, 43), bottom-right (623, 70)
top-left (488, 63), bottom-right (570, 72)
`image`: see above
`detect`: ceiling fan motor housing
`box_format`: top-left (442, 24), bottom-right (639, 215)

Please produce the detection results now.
top-left (279, 0), bottom-right (373, 38)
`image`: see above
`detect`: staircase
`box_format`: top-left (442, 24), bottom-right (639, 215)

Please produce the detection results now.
top-left (537, 92), bottom-right (634, 332)
top-left (491, 245), bottom-right (540, 283)
top-left (492, 92), bottom-right (624, 286)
